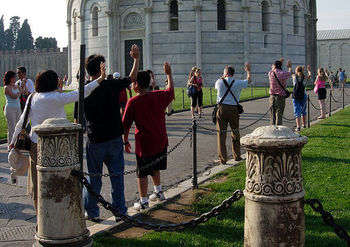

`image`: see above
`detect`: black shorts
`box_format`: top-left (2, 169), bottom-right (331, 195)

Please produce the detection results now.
top-left (136, 148), bottom-right (167, 178)
top-left (318, 88), bottom-right (327, 100)
top-left (191, 90), bottom-right (203, 108)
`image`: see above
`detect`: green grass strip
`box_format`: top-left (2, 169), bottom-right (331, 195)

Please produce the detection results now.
top-left (93, 107), bottom-right (350, 247)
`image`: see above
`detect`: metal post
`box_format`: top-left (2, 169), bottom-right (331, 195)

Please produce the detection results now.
top-left (251, 84), bottom-right (253, 97)
top-left (307, 94), bottom-right (310, 128)
top-left (265, 83), bottom-right (268, 96)
top-left (78, 44), bottom-right (86, 172)
top-left (329, 90), bottom-right (332, 117)
top-left (210, 87), bottom-right (213, 105)
top-left (192, 120), bottom-right (198, 189)
top-left (182, 88), bottom-right (185, 110)
top-left (343, 85), bottom-right (345, 109)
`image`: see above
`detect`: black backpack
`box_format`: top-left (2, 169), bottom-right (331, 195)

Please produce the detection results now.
top-left (292, 75), bottom-right (305, 100)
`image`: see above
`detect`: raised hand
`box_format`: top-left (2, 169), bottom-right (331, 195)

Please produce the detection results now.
top-left (244, 62), bottom-right (251, 72)
top-left (130, 45), bottom-right (140, 60)
top-left (286, 60), bottom-right (292, 68)
top-left (307, 65), bottom-right (311, 72)
top-left (164, 62), bottom-right (172, 75)
top-left (100, 62), bottom-right (106, 79)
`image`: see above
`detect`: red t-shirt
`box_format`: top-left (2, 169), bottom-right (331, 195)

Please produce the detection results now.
top-left (119, 87), bottom-right (131, 104)
top-left (122, 88), bottom-right (175, 158)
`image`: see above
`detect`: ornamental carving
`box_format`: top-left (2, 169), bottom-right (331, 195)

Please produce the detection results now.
top-left (245, 150), bottom-right (303, 196)
top-left (37, 134), bottom-right (79, 167)
top-left (124, 13), bottom-right (144, 29)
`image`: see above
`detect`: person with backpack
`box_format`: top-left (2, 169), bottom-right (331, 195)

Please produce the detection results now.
top-left (214, 63), bottom-right (251, 165)
top-left (292, 65), bottom-right (311, 132)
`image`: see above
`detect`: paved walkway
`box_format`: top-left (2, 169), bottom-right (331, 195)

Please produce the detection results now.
top-left (0, 87), bottom-right (349, 246)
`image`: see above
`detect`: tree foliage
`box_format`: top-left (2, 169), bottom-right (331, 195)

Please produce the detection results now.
top-left (0, 15), bottom-right (58, 51)
top-left (35, 36), bottom-right (58, 49)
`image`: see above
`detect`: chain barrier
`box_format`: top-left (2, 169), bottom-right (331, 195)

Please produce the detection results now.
top-left (282, 115), bottom-right (297, 122)
top-left (196, 107), bottom-right (271, 133)
top-left (304, 199), bottom-right (350, 245)
top-left (309, 100), bottom-right (321, 111)
top-left (82, 128), bottom-right (192, 177)
top-left (72, 169), bottom-right (244, 231)
top-left (330, 93), bottom-right (341, 103)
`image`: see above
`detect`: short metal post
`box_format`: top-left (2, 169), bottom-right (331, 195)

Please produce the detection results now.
top-left (343, 85), bottom-right (345, 109)
top-left (251, 84), bottom-right (253, 97)
top-left (182, 89), bottom-right (185, 110)
top-left (192, 120), bottom-right (198, 189)
top-left (210, 87), bottom-right (213, 105)
top-left (307, 94), bottom-right (310, 128)
top-left (329, 90), bottom-right (332, 117)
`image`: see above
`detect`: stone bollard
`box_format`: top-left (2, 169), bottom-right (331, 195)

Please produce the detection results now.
top-left (241, 126), bottom-right (308, 247)
top-left (33, 118), bottom-right (92, 247)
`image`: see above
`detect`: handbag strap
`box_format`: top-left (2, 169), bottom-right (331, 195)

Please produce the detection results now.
top-left (222, 79), bottom-right (240, 105)
top-left (273, 72), bottom-right (289, 94)
top-left (21, 93), bottom-right (34, 130)
top-left (218, 79), bottom-right (234, 105)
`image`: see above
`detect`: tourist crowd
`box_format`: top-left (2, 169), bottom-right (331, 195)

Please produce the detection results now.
top-left (1, 46), bottom-right (347, 220)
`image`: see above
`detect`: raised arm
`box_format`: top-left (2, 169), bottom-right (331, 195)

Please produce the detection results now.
top-left (164, 62), bottom-right (173, 90)
top-left (286, 60), bottom-right (293, 73)
top-left (245, 62), bottom-right (252, 84)
top-left (129, 45), bottom-right (140, 82)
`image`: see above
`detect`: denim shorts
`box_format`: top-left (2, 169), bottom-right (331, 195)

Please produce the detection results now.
top-left (293, 94), bottom-right (307, 117)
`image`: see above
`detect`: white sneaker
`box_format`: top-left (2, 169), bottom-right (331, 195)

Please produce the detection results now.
top-left (149, 191), bottom-right (166, 202)
top-left (133, 200), bottom-right (149, 211)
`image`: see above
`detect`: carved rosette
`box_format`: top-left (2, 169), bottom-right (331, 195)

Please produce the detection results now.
top-left (245, 150), bottom-right (303, 198)
top-left (38, 134), bottom-right (79, 167)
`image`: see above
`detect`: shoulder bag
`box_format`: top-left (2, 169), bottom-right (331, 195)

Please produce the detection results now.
top-left (273, 72), bottom-right (291, 98)
top-left (212, 79), bottom-right (234, 124)
top-left (14, 93), bottom-right (34, 151)
top-left (222, 79), bottom-right (244, 115)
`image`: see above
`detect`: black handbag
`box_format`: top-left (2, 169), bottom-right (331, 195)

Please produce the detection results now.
top-left (222, 79), bottom-right (244, 115)
top-left (273, 72), bottom-right (291, 98)
top-left (14, 93), bottom-right (34, 151)
top-left (212, 79), bottom-right (234, 124)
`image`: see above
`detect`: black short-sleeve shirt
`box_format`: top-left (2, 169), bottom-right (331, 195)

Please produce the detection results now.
top-left (74, 77), bottom-right (132, 143)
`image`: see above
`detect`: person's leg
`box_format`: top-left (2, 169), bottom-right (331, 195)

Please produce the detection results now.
top-left (293, 99), bottom-right (301, 130)
top-left (84, 141), bottom-right (105, 218)
top-left (217, 105), bottom-right (229, 164)
top-left (301, 96), bottom-right (307, 127)
top-left (228, 106), bottom-right (241, 160)
top-left (137, 177), bottom-right (149, 197)
top-left (104, 137), bottom-right (127, 215)
top-left (269, 95), bottom-right (276, 125)
top-left (28, 142), bottom-right (38, 213)
top-left (276, 96), bottom-right (285, 125)
top-left (198, 90), bottom-right (203, 116)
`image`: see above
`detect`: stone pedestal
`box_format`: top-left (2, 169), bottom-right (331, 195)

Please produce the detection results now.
top-left (241, 126), bottom-right (308, 247)
top-left (33, 118), bottom-right (92, 247)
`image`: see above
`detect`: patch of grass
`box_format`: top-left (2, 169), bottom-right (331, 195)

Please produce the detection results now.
top-left (94, 107), bottom-right (350, 247)
top-left (0, 87), bottom-right (269, 140)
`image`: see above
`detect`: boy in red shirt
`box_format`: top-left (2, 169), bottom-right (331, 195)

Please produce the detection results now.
top-left (123, 62), bottom-right (174, 211)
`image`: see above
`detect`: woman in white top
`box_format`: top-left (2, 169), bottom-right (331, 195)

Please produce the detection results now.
top-left (10, 63), bottom-right (106, 212)
top-left (3, 71), bottom-right (22, 150)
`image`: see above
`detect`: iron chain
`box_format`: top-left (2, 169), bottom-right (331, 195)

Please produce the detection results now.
top-left (72, 170), bottom-right (244, 232)
top-left (309, 100), bottom-right (321, 111)
top-left (82, 128), bottom-right (192, 177)
top-left (305, 199), bottom-right (350, 245)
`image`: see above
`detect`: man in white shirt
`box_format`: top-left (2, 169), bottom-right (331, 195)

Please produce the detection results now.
top-left (16, 66), bottom-right (35, 111)
top-left (214, 63), bottom-right (251, 164)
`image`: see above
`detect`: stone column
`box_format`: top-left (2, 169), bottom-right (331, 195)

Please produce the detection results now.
top-left (194, 1), bottom-right (202, 68)
top-left (241, 126), bottom-right (308, 247)
top-left (242, 5), bottom-right (250, 64)
top-left (33, 118), bottom-right (92, 247)
top-left (145, 3), bottom-right (153, 70)
top-left (106, 10), bottom-right (114, 75)
top-left (280, 8), bottom-right (288, 58)
top-left (67, 21), bottom-right (72, 82)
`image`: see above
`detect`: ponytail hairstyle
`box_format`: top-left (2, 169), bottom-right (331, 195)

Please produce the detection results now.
top-left (318, 67), bottom-right (327, 82)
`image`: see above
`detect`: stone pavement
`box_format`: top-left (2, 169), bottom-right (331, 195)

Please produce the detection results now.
top-left (0, 87), bottom-right (349, 246)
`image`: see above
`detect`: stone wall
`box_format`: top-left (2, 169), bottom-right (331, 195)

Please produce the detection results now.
top-left (0, 48), bottom-right (68, 84)
top-left (317, 39), bottom-right (350, 73)
top-left (67, 0), bottom-right (312, 87)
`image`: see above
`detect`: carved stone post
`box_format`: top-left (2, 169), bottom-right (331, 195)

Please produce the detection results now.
top-left (33, 118), bottom-right (92, 247)
top-left (241, 126), bottom-right (308, 247)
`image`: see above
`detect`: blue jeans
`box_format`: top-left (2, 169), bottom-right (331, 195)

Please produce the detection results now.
top-left (84, 137), bottom-right (127, 217)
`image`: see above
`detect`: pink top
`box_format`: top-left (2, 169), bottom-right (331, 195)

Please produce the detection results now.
top-left (316, 77), bottom-right (326, 88)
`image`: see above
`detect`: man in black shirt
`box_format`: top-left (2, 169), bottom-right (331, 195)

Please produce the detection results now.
top-left (82, 45), bottom-right (140, 221)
